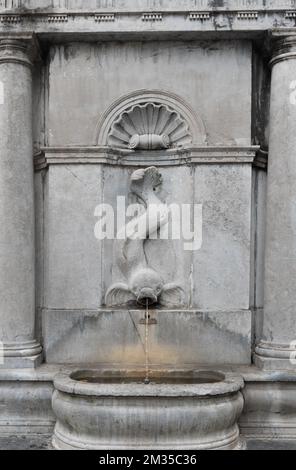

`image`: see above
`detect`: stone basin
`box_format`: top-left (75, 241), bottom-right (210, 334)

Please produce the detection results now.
top-left (52, 369), bottom-right (245, 450)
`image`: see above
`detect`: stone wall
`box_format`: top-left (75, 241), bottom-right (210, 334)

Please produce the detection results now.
top-left (2, 0), bottom-right (296, 444)
top-left (34, 39), bottom-right (256, 365)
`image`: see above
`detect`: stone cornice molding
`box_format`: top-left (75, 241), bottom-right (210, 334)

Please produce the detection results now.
top-left (270, 30), bottom-right (296, 66)
top-left (35, 145), bottom-right (261, 170)
top-left (0, 4), bottom-right (296, 36)
top-left (0, 1), bottom-right (295, 15)
top-left (0, 32), bottom-right (40, 67)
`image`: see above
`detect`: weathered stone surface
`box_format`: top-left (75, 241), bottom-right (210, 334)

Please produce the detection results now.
top-left (0, 0), bottom-right (296, 449)
top-left (42, 309), bottom-right (252, 365)
top-left (52, 369), bottom-right (245, 449)
top-left (47, 41), bottom-right (251, 147)
top-left (240, 380), bottom-right (296, 440)
top-left (43, 161), bottom-right (252, 315)
top-left (0, 1), bottom-right (296, 36)
top-left (0, 380), bottom-right (55, 437)
top-left (0, 36), bottom-right (42, 368)
top-left (255, 34), bottom-right (296, 369)
top-left (44, 164), bottom-right (103, 309)
top-left (193, 164), bottom-right (252, 310)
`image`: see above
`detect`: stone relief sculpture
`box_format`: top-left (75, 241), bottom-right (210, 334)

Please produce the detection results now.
top-left (108, 102), bottom-right (193, 150)
top-left (105, 166), bottom-right (185, 308)
top-left (96, 90), bottom-right (206, 147)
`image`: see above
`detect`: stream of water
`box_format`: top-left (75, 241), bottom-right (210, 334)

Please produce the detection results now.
top-left (144, 298), bottom-right (150, 384)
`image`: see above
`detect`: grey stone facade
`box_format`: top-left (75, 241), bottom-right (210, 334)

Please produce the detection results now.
top-left (0, 0), bottom-right (296, 449)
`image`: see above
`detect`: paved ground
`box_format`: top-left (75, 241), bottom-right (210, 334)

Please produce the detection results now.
top-left (0, 436), bottom-right (52, 450)
top-left (0, 437), bottom-right (296, 450)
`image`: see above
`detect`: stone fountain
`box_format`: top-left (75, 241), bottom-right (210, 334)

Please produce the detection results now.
top-left (52, 369), bottom-right (244, 450)
top-left (2, 2), bottom-right (296, 452)
top-left (52, 130), bottom-right (245, 450)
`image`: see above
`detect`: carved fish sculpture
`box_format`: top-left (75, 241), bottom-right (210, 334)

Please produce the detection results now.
top-left (105, 166), bottom-right (184, 307)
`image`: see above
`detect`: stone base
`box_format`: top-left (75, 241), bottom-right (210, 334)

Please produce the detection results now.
top-left (254, 341), bottom-right (296, 371)
top-left (3, 436), bottom-right (296, 450)
top-left (1, 365), bottom-right (296, 448)
top-left (0, 354), bottom-right (43, 369)
top-left (254, 354), bottom-right (296, 371)
top-left (0, 340), bottom-right (43, 369)
top-left (0, 367), bottom-right (56, 438)
top-left (52, 431), bottom-right (246, 450)
top-left (239, 375), bottom-right (296, 440)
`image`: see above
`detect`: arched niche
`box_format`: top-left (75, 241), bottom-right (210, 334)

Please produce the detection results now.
top-left (95, 90), bottom-right (207, 149)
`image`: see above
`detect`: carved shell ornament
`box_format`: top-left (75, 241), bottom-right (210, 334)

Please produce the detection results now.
top-left (108, 103), bottom-right (193, 150)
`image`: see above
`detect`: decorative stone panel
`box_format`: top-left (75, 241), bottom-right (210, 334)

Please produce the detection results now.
top-left (96, 90), bottom-right (206, 148)
top-left (108, 102), bottom-right (192, 150)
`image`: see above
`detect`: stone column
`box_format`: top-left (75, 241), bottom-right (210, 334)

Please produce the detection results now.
top-left (255, 33), bottom-right (296, 369)
top-left (0, 35), bottom-right (42, 368)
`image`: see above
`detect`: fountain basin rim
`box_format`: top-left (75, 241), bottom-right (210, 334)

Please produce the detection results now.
top-left (53, 369), bottom-right (244, 397)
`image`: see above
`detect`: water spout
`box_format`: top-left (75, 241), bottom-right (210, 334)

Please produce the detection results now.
top-left (137, 288), bottom-right (158, 306)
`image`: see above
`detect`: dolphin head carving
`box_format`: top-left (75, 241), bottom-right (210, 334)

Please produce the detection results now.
top-left (105, 267), bottom-right (185, 308)
top-left (129, 268), bottom-right (164, 306)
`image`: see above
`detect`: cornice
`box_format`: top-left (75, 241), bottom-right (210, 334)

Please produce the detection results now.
top-left (35, 145), bottom-right (261, 170)
top-left (0, 0), bottom-right (296, 14)
top-left (0, 5), bottom-right (295, 36)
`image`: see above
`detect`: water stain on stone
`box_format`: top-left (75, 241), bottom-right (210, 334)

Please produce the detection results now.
top-left (209, 0), bottom-right (225, 7)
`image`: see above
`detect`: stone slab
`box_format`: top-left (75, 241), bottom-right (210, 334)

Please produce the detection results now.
top-left (47, 41), bottom-right (251, 147)
top-left (42, 308), bottom-right (252, 365)
top-left (43, 163), bottom-right (252, 311)
top-left (0, 379), bottom-right (55, 437)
